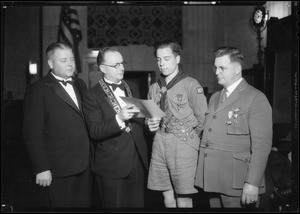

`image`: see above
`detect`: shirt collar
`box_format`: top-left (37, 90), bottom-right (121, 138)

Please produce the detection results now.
top-left (104, 77), bottom-right (122, 85)
top-left (226, 78), bottom-right (243, 96)
top-left (51, 72), bottom-right (72, 82)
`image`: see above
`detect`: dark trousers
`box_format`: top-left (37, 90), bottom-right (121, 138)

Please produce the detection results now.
top-left (209, 193), bottom-right (260, 208)
top-left (96, 149), bottom-right (145, 208)
top-left (48, 167), bottom-right (91, 208)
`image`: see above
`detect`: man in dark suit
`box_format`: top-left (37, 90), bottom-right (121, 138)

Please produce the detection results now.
top-left (194, 46), bottom-right (273, 208)
top-left (82, 47), bottom-right (149, 208)
top-left (23, 42), bottom-right (91, 208)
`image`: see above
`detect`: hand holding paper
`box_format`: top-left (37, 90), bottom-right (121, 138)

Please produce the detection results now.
top-left (120, 97), bottom-right (166, 118)
top-left (117, 104), bottom-right (140, 121)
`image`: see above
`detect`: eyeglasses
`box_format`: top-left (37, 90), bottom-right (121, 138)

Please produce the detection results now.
top-left (101, 61), bottom-right (127, 69)
top-left (213, 66), bottom-right (228, 73)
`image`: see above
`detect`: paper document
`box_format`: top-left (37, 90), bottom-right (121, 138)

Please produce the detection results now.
top-left (120, 97), bottom-right (166, 118)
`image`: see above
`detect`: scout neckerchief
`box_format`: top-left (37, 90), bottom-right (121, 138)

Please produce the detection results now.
top-left (157, 69), bottom-right (188, 112)
top-left (99, 78), bottom-right (133, 132)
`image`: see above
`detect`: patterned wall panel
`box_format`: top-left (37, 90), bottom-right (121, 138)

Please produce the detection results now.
top-left (87, 6), bottom-right (182, 48)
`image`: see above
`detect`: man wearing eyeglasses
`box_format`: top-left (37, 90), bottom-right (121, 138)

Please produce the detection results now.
top-left (194, 46), bottom-right (272, 208)
top-left (82, 47), bottom-right (149, 208)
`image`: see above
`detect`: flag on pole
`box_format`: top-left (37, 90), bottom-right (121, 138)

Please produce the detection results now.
top-left (58, 6), bottom-right (82, 73)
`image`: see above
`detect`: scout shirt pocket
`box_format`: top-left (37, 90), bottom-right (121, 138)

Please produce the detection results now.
top-left (169, 93), bottom-right (191, 120)
top-left (232, 152), bottom-right (250, 189)
top-left (226, 110), bottom-right (249, 135)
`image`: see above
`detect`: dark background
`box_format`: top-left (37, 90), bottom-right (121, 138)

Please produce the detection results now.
top-left (1, 1), bottom-right (299, 212)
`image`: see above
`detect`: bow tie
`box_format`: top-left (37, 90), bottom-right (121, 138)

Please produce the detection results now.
top-left (106, 82), bottom-right (125, 91)
top-left (58, 79), bottom-right (73, 86)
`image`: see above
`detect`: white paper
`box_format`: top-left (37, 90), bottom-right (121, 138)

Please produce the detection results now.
top-left (120, 97), bottom-right (166, 118)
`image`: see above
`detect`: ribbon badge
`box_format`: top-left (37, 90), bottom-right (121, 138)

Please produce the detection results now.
top-left (226, 107), bottom-right (242, 125)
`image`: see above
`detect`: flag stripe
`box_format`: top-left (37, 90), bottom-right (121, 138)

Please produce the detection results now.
top-left (58, 6), bottom-right (82, 73)
top-left (61, 23), bottom-right (73, 46)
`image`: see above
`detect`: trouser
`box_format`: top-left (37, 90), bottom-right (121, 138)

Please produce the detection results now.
top-left (96, 149), bottom-right (145, 208)
top-left (209, 193), bottom-right (260, 208)
top-left (48, 167), bottom-right (91, 208)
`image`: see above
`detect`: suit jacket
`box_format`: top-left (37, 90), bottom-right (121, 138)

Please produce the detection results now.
top-left (82, 81), bottom-right (149, 179)
top-left (23, 72), bottom-right (90, 178)
top-left (194, 79), bottom-right (272, 196)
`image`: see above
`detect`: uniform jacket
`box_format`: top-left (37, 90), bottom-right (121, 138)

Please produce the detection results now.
top-left (148, 76), bottom-right (207, 150)
top-left (82, 81), bottom-right (149, 179)
top-left (23, 72), bottom-right (90, 178)
top-left (194, 79), bottom-right (272, 196)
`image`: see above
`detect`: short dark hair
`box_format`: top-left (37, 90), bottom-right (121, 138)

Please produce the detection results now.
top-left (96, 47), bottom-right (121, 66)
top-left (153, 40), bottom-right (182, 58)
top-left (46, 42), bottom-right (72, 59)
top-left (213, 46), bottom-right (244, 67)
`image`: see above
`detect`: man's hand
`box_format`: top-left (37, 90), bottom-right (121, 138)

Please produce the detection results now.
top-left (36, 170), bottom-right (52, 187)
top-left (117, 104), bottom-right (140, 122)
top-left (241, 182), bottom-right (259, 205)
top-left (146, 118), bottom-right (161, 132)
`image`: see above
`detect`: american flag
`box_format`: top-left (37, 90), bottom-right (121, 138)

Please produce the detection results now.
top-left (58, 6), bottom-right (82, 73)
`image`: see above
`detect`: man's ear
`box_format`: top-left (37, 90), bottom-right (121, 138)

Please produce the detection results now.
top-left (99, 65), bottom-right (106, 74)
top-left (47, 59), bottom-right (54, 69)
top-left (176, 55), bottom-right (181, 64)
top-left (235, 63), bottom-right (242, 75)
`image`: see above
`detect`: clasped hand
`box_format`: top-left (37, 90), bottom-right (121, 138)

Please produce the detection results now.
top-left (36, 170), bottom-right (52, 187)
top-left (117, 104), bottom-right (140, 122)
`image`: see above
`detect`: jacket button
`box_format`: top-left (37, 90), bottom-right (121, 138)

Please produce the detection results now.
top-left (205, 143), bottom-right (209, 147)
top-left (213, 115), bottom-right (217, 119)
top-left (204, 153), bottom-right (208, 157)
top-left (208, 128), bottom-right (212, 132)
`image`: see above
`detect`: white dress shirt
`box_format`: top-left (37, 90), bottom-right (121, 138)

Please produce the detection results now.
top-left (226, 78), bottom-right (243, 97)
top-left (51, 72), bottom-right (79, 109)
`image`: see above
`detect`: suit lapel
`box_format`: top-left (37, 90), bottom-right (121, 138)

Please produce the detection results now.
top-left (44, 72), bottom-right (83, 117)
top-left (215, 79), bottom-right (248, 113)
top-left (72, 80), bottom-right (84, 112)
top-left (96, 83), bottom-right (118, 115)
top-left (213, 91), bottom-right (222, 112)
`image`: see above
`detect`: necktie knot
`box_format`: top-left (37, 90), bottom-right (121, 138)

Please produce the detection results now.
top-left (107, 82), bottom-right (125, 91)
top-left (58, 79), bottom-right (73, 86)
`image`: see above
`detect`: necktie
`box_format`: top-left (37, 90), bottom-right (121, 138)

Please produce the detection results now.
top-left (58, 79), bottom-right (73, 86)
top-left (221, 88), bottom-right (228, 103)
top-left (106, 82), bottom-right (125, 91)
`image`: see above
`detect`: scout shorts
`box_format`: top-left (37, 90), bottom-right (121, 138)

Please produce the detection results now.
top-left (147, 131), bottom-right (199, 194)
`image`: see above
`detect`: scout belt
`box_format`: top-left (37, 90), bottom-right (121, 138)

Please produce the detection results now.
top-left (159, 118), bottom-right (195, 142)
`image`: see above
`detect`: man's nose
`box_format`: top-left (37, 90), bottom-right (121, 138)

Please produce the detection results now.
top-left (215, 67), bottom-right (221, 75)
top-left (67, 60), bottom-right (74, 66)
